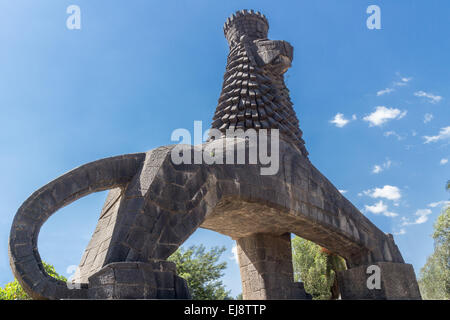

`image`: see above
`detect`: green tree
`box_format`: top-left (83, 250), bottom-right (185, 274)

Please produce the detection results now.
top-left (168, 244), bottom-right (232, 300)
top-left (0, 262), bottom-right (67, 300)
top-left (418, 182), bottom-right (450, 299)
top-left (292, 236), bottom-right (346, 300)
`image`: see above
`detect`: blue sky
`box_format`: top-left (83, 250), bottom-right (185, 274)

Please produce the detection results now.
top-left (0, 1), bottom-right (449, 298)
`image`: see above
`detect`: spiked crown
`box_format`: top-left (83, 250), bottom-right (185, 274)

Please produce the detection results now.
top-left (223, 10), bottom-right (269, 48)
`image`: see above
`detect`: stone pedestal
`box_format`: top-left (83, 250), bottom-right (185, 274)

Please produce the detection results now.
top-left (237, 233), bottom-right (311, 299)
top-left (337, 262), bottom-right (421, 300)
top-left (87, 261), bottom-right (191, 299)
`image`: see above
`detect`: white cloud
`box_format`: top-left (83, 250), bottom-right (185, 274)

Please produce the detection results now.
top-left (365, 200), bottom-right (387, 214)
top-left (372, 165), bottom-right (382, 174)
top-left (415, 209), bottom-right (432, 224)
top-left (384, 131), bottom-right (405, 141)
top-left (230, 245), bottom-right (239, 264)
top-left (382, 211), bottom-right (398, 217)
top-left (338, 189), bottom-right (347, 194)
top-left (330, 113), bottom-right (356, 128)
top-left (440, 158), bottom-right (448, 165)
top-left (372, 159), bottom-right (392, 174)
top-left (377, 88), bottom-right (394, 96)
top-left (385, 160), bottom-right (392, 168)
top-left (402, 209), bottom-right (432, 226)
top-left (428, 200), bottom-right (450, 208)
top-left (365, 200), bottom-right (398, 217)
top-left (401, 77), bottom-right (413, 83)
top-left (393, 228), bottom-right (406, 236)
top-left (363, 106), bottom-right (407, 127)
top-left (424, 113), bottom-right (433, 124)
top-left (363, 185), bottom-right (401, 201)
top-left (393, 76), bottom-right (412, 87)
top-left (423, 126), bottom-right (450, 144)
top-left (376, 75), bottom-right (411, 96)
top-left (414, 91), bottom-right (442, 104)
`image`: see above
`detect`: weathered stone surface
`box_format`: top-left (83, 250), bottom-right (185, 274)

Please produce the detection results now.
top-left (87, 261), bottom-right (190, 299)
top-left (237, 233), bottom-right (311, 300)
top-left (337, 262), bottom-right (421, 300)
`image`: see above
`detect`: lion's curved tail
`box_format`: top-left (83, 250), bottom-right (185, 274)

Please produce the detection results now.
top-left (8, 153), bottom-right (145, 299)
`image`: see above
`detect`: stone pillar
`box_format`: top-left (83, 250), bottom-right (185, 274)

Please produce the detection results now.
top-left (87, 260), bottom-right (191, 299)
top-left (337, 262), bottom-right (421, 300)
top-left (237, 233), bottom-right (311, 299)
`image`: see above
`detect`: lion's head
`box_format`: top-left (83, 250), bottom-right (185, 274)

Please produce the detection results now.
top-left (211, 10), bottom-right (308, 157)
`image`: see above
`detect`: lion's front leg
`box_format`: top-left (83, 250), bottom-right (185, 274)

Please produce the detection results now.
top-left (81, 146), bottom-right (210, 299)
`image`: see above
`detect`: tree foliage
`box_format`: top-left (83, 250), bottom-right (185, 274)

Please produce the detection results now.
top-left (419, 182), bottom-right (450, 300)
top-left (168, 244), bottom-right (232, 300)
top-left (292, 236), bottom-right (346, 300)
top-left (0, 262), bottom-right (67, 300)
